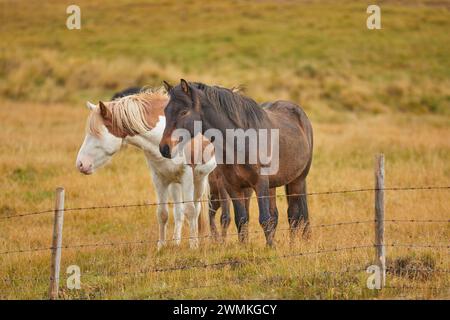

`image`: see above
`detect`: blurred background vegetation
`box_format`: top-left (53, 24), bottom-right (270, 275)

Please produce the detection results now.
top-left (1, 0), bottom-right (449, 116)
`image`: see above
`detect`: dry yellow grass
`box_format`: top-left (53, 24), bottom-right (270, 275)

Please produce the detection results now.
top-left (0, 101), bottom-right (448, 299)
top-left (2, 0), bottom-right (450, 114)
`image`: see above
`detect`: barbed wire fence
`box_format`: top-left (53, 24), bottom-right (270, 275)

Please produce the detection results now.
top-left (1, 154), bottom-right (449, 298)
top-left (2, 186), bottom-right (449, 221)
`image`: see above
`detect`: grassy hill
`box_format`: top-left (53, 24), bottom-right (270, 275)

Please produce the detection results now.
top-left (1, 0), bottom-right (449, 114)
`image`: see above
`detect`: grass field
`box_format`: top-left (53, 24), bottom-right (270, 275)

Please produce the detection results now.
top-left (0, 0), bottom-right (449, 299)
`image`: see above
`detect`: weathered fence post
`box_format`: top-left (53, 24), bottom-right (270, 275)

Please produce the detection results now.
top-left (49, 187), bottom-right (65, 300)
top-left (374, 154), bottom-right (386, 288)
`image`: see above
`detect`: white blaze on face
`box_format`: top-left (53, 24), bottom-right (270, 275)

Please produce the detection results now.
top-left (76, 103), bottom-right (123, 175)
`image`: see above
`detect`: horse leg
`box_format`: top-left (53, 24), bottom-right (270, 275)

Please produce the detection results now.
top-left (268, 188), bottom-right (279, 242)
top-left (168, 183), bottom-right (184, 246)
top-left (243, 188), bottom-right (252, 213)
top-left (208, 191), bottom-right (221, 241)
top-left (228, 187), bottom-right (252, 241)
top-left (228, 188), bottom-right (249, 243)
top-left (218, 185), bottom-right (231, 240)
top-left (208, 172), bottom-right (224, 241)
top-left (255, 178), bottom-right (275, 246)
top-left (153, 175), bottom-right (169, 250)
top-left (286, 177), bottom-right (310, 241)
top-left (194, 176), bottom-right (208, 239)
top-left (181, 167), bottom-right (199, 249)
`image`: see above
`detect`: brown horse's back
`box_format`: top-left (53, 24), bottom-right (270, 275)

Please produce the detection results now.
top-left (263, 101), bottom-right (313, 186)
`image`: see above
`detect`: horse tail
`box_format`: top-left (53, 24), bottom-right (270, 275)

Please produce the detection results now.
top-left (198, 179), bottom-right (210, 237)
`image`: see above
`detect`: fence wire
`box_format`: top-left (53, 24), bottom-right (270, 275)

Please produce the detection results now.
top-left (1, 185), bottom-right (449, 220)
top-left (3, 261), bottom-right (449, 288)
top-left (151, 275), bottom-right (449, 295)
top-left (1, 184), bottom-right (449, 297)
top-left (1, 217), bottom-right (449, 256)
top-left (3, 240), bottom-right (447, 294)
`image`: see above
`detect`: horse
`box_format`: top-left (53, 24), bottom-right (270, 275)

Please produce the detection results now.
top-left (159, 80), bottom-right (313, 247)
top-left (109, 88), bottom-right (250, 242)
top-left (75, 88), bottom-right (217, 249)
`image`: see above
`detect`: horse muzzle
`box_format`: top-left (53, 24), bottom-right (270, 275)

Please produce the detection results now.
top-left (159, 144), bottom-right (171, 159)
top-left (76, 156), bottom-right (94, 175)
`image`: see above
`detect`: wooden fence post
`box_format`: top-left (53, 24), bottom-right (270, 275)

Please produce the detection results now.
top-left (49, 187), bottom-right (65, 300)
top-left (374, 154), bottom-right (386, 288)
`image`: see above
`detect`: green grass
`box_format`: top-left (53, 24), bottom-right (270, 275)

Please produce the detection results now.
top-left (1, 0), bottom-right (449, 114)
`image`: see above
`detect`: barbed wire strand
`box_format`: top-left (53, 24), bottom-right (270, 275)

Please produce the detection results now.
top-left (0, 220), bottom-right (371, 255)
top-left (3, 249), bottom-right (373, 284)
top-left (384, 219), bottom-right (450, 223)
top-left (64, 260), bottom-right (450, 294)
top-left (47, 243), bottom-right (450, 275)
top-left (137, 267), bottom-right (370, 295)
top-left (1, 215), bottom-right (449, 256)
top-left (2, 185), bottom-right (449, 220)
top-left (3, 264), bottom-right (449, 286)
top-left (2, 216), bottom-right (449, 255)
top-left (162, 278), bottom-right (450, 295)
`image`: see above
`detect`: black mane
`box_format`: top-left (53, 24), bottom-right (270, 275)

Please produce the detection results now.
top-left (191, 82), bottom-right (267, 128)
top-left (111, 86), bottom-right (142, 100)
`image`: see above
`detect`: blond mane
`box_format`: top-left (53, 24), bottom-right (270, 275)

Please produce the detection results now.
top-left (87, 87), bottom-right (168, 137)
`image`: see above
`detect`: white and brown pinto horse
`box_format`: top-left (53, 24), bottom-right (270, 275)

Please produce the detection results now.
top-left (76, 89), bottom-right (216, 249)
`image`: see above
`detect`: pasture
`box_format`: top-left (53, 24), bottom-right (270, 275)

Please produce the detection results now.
top-left (0, 0), bottom-right (449, 299)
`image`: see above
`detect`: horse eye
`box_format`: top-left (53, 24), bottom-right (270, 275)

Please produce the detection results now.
top-left (179, 110), bottom-right (189, 117)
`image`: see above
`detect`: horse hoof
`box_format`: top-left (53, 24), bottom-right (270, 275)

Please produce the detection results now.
top-left (189, 240), bottom-right (199, 249)
top-left (213, 235), bottom-right (224, 244)
top-left (157, 241), bottom-right (166, 251)
top-left (266, 242), bottom-right (276, 249)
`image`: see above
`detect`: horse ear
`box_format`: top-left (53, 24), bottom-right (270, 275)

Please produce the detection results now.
top-left (180, 79), bottom-right (200, 110)
top-left (86, 101), bottom-right (96, 111)
top-left (163, 80), bottom-right (173, 92)
top-left (180, 79), bottom-right (190, 95)
top-left (98, 101), bottom-right (109, 119)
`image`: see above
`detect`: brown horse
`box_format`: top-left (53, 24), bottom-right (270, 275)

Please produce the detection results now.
top-left (159, 80), bottom-right (313, 246)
